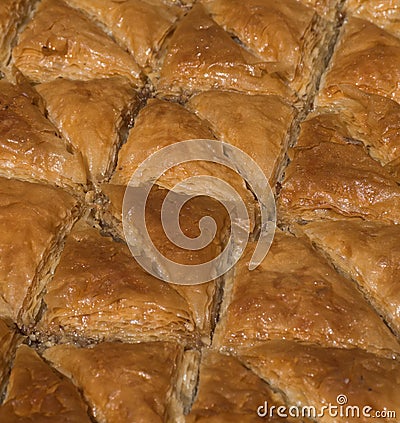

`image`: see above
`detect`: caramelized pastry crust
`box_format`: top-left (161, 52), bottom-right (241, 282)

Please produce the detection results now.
top-left (297, 220), bottom-right (400, 336)
top-left (0, 319), bottom-right (20, 392)
top-left (0, 0), bottom-right (30, 70)
top-left (0, 178), bottom-right (79, 325)
top-left (99, 184), bottom-right (229, 257)
top-left (38, 216), bottom-right (224, 345)
top-left (187, 349), bottom-right (302, 423)
top-left (239, 341), bottom-right (400, 423)
top-left (111, 98), bottom-right (256, 226)
top-left (298, 0), bottom-right (340, 18)
top-left (157, 4), bottom-right (294, 99)
top-left (315, 86), bottom-right (400, 170)
top-left (0, 80), bottom-right (87, 190)
top-left (44, 342), bottom-right (184, 423)
top-left (319, 17), bottom-right (400, 106)
top-left (12, 0), bottom-right (142, 84)
top-left (0, 0), bottom-right (398, 419)
top-left (201, 0), bottom-right (323, 96)
top-left (36, 77), bottom-right (140, 182)
top-left (0, 345), bottom-right (91, 423)
top-left (278, 114), bottom-right (400, 223)
top-left (111, 99), bottom-right (215, 187)
top-left (214, 230), bottom-right (400, 356)
top-left (100, 185), bottom-right (229, 342)
top-left (345, 0), bottom-right (400, 38)
top-left (188, 91), bottom-right (295, 186)
top-left (64, 0), bottom-right (182, 68)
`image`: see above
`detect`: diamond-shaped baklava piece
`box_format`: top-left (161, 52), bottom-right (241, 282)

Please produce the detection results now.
top-left (36, 77), bottom-right (140, 183)
top-left (213, 230), bottom-right (400, 356)
top-left (319, 17), bottom-right (400, 106)
top-left (64, 0), bottom-right (182, 69)
top-left (0, 178), bottom-right (80, 326)
top-left (0, 80), bottom-right (87, 191)
top-left (200, 0), bottom-right (329, 97)
top-left (44, 341), bottom-right (184, 423)
top-left (296, 220), bottom-right (400, 337)
top-left (38, 214), bottom-right (226, 345)
top-left (156, 4), bottom-right (294, 99)
top-left (278, 113), bottom-right (400, 223)
top-left (0, 345), bottom-right (91, 423)
top-left (99, 185), bottom-right (228, 344)
top-left (239, 341), bottom-right (400, 423)
top-left (188, 90), bottom-right (296, 186)
top-left (12, 0), bottom-right (142, 84)
top-left (187, 349), bottom-right (304, 423)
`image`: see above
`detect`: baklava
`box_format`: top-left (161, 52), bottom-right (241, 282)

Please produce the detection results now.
top-left (37, 216), bottom-right (226, 346)
top-left (345, 0), bottom-right (400, 38)
top-left (278, 113), bottom-right (400, 223)
top-left (239, 340), bottom-right (400, 423)
top-left (63, 0), bottom-right (183, 70)
top-left (0, 0), bottom-right (31, 72)
top-left (0, 80), bottom-right (87, 191)
top-left (156, 3), bottom-right (295, 99)
top-left (186, 349), bottom-right (305, 422)
top-left (295, 220), bottom-right (400, 337)
top-left (214, 230), bottom-right (399, 356)
top-left (0, 178), bottom-right (80, 326)
top-left (12, 0), bottom-right (143, 84)
top-left (43, 341), bottom-right (185, 423)
top-left (0, 345), bottom-right (92, 422)
top-left (36, 77), bottom-right (140, 183)
top-left (0, 0), bottom-right (398, 421)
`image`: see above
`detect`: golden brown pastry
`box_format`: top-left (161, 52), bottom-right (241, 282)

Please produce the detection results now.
top-left (298, 0), bottom-right (340, 19)
top-left (0, 178), bottom-right (80, 326)
top-left (315, 85), bottom-right (400, 171)
top-left (239, 340), bottom-right (400, 423)
top-left (345, 0), bottom-right (400, 38)
top-left (0, 0), bottom-right (30, 71)
top-left (296, 220), bottom-right (400, 337)
top-left (38, 215), bottom-right (225, 345)
top-left (111, 98), bottom-right (214, 186)
top-left (213, 230), bottom-right (400, 356)
top-left (278, 113), bottom-right (400, 224)
top-left (0, 80), bottom-right (87, 190)
top-left (43, 342), bottom-right (184, 423)
top-left (319, 17), bottom-right (400, 106)
top-left (12, 0), bottom-right (142, 84)
top-left (0, 345), bottom-right (91, 422)
top-left (36, 77), bottom-right (140, 183)
top-left (200, 0), bottom-right (327, 96)
top-left (110, 98), bottom-right (256, 227)
top-left (99, 185), bottom-right (229, 342)
top-left (187, 349), bottom-right (302, 423)
top-left (156, 4), bottom-right (294, 99)
top-left (188, 91), bottom-right (296, 186)
top-left (64, 0), bottom-right (182, 69)
top-left (0, 319), bottom-right (20, 393)
top-left (99, 185), bottom-right (228, 263)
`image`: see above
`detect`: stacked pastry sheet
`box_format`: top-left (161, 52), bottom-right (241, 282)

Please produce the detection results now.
top-left (0, 0), bottom-right (399, 422)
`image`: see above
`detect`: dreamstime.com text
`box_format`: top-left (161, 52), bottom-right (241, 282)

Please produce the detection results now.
top-left (257, 395), bottom-right (396, 419)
